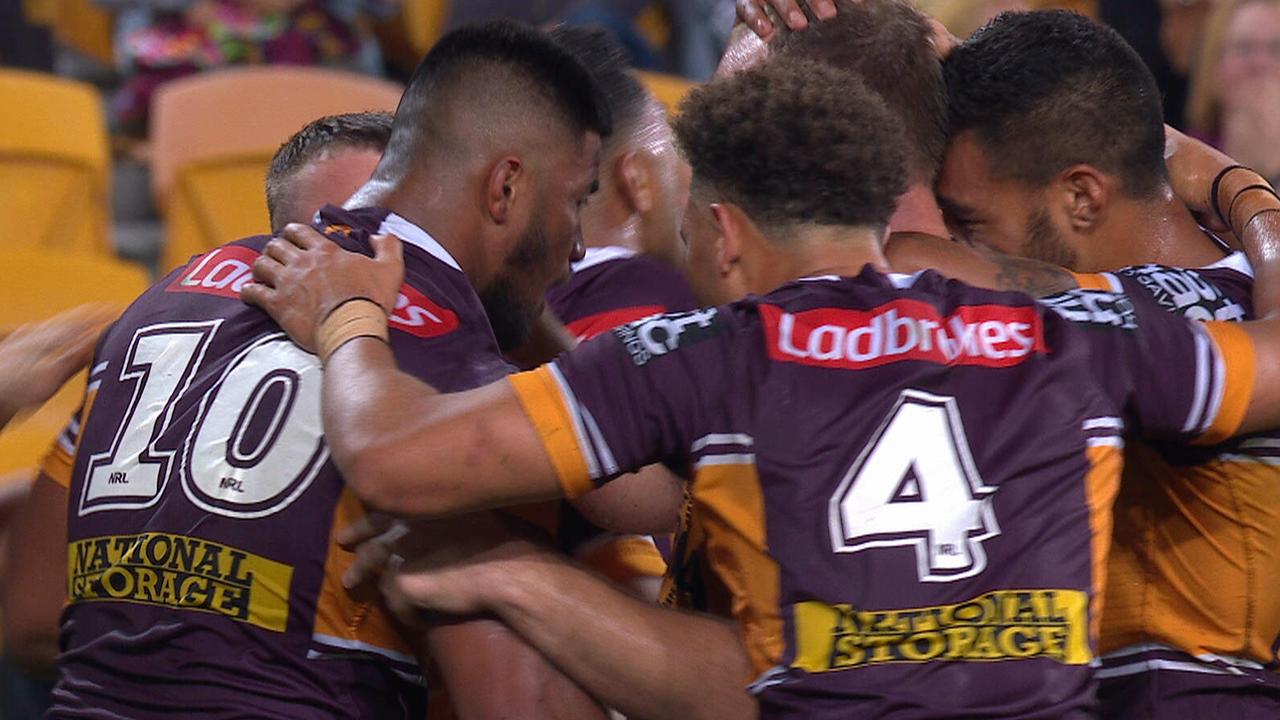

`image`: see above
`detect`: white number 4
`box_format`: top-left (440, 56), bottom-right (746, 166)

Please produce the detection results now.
top-left (828, 390), bottom-right (1000, 582)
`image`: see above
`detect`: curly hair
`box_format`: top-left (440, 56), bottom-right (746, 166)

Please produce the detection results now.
top-left (673, 58), bottom-right (908, 230)
top-left (945, 11), bottom-right (1167, 199)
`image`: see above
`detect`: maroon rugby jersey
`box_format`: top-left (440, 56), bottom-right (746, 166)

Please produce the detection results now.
top-left (509, 267), bottom-right (1255, 720)
top-left (1074, 254), bottom-right (1280, 719)
top-left (49, 206), bottom-right (511, 718)
top-left (546, 245), bottom-right (696, 342)
top-left (545, 245), bottom-right (695, 567)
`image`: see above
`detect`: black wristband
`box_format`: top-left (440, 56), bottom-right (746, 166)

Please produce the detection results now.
top-left (1211, 164), bottom-right (1252, 228)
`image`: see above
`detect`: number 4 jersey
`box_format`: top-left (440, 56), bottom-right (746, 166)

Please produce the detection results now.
top-left (47, 206), bottom-right (512, 718)
top-left (508, 267), bottom-right (1256, 720)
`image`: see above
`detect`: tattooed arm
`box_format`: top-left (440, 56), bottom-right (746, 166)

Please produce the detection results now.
top-left (885, 232), bottom-right (1079, 297)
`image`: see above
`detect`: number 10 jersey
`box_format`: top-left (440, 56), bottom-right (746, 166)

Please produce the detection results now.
top-left (49, 207), bottom-right (513, 719)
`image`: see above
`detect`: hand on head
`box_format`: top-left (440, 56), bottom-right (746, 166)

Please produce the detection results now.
top-left (736, 0), bottom-right (839, 40)
top-left (241, 224), bottom-right (404, 353)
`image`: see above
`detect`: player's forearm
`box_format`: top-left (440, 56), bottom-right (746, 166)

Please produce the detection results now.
top-left (324, 339), bottom-right (563, 516)
top-left (885, 232), bottom-right (1078, 297)
top-left (1240, 204), bottom-right (1280, 317)
top-left (1, 474), bottom-right (67, 671)
top-left (487, 556), bottom-right (756, 720)
top-left (427, 618), bottom-right (610, 720)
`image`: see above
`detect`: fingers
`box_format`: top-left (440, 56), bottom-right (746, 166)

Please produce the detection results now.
top-left (769, 0), bottom-right (809, 31)
top-left (239, 281), bottom-right (277, 311)
top-left (344, 534), bottom-right (395, 589)
top-left (263, 237), bottom-right (302, 265)
top-left (251, 254), bottom-right (285, 288)
top-left (337, 513), bottom-right (397, 550)
top-left (369, 233), bottom-right (403, 267)
top-left (279, 222), bottom-right (327, 250)
top-left (737, 0), bottom-right (775, 38)
top-left (811, 0), bottom-right (837, 20)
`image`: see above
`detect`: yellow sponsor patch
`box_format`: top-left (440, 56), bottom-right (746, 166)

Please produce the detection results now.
top-left (792, 589), bottom-right (1091, 672)
top-left (68, 533), bottom-right (293, 632)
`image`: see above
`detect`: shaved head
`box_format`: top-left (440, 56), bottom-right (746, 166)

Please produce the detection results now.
top-left (374, 20), bottom-right (611, 184)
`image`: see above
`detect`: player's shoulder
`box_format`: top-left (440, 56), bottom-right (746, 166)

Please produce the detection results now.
top-left (1108, 252), bottom-right (1253, 322)
top-left (552, 247), bottom-right (694, 307)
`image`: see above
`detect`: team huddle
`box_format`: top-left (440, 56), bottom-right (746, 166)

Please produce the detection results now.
top-left (26, 1), bottom-right (1280, 718)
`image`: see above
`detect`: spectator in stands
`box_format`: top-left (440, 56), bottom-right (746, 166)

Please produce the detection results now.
top-left (265, 110), bottom-right (393, 232)
top-left (1187, 0), bottom-right (1280, 184)
top-left (99, 0), bottom-right (399, 135)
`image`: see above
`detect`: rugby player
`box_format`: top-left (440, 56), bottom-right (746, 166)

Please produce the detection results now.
top-left (38, 21), bottom-right (612, 719)
top-left (243, 57), bottom-right (1280, 719)
top-left (265, 111), bottom-right (393, 233)
top-left (2, 112), bottom-right (394, 687)
top-left (531, 26), bottom-right (695, 593)
top-left (737, 5), bottom-right (1280, 715)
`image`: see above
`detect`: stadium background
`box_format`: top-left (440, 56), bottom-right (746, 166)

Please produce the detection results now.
top-left (0, 0), bottom-right (1273, 716)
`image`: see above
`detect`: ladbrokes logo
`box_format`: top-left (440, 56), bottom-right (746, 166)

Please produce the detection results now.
top-left (388, 283), bottom-right (459, 339)
top-left (68, 533), bottom-right (293, 632)
top-left (168, 246), bottom-right (260, 299)
top-left (614, 309), bottom-right (723, 366)
top-left (170, 247), bottom-right (459, 339)
top-left (791, 589), bottom-right (1091, 673)
top-left (760, 300), bottom-right (1046, 371)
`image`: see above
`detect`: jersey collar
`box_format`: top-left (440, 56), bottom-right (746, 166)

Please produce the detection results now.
top-left (378, 212), bottom-right (463, 273)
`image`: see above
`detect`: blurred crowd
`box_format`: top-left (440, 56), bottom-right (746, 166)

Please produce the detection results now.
top-left (3, 0), bottom-right (1278, 209)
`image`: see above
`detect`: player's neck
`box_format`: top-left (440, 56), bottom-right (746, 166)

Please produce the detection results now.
top-left (582, 207), bottom-right (643, 254)
top-left (1083, 188), bottom-right (1227, 272)
top-left (759, 225), bottom-right (890, 292)
top-left (346, 177), bottom-right (484, 282)
top-left (887, 182), bottom-right (949, 239)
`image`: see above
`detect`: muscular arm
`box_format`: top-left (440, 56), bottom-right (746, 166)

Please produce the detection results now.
top-left (885, 232), bottom-right (1080, 297)
top-left (390, 542), bottom-right (755, 720)
top-left (1, 473), bottom-right (67, 671)
top-left (427, 619), bottom-right (609, 720)
top-left (323, 339), bottom-right (564, 516)
top-left (484, 558), bottom-right (753, 720)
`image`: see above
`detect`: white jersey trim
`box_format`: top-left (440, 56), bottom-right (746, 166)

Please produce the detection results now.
top-left (572, 246), bottom-right (636, 273)
top-left (378, 213), bottom-right (462, 273)
top-left (1204, 251), bottom-right (1254, 278)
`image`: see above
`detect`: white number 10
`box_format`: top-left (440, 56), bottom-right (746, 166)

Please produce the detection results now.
top-left (80, 322), bottom-right (328, 519)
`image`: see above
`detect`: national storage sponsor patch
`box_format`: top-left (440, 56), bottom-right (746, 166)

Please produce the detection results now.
top-left (68, 533), bottom-right (293, 632)
top-left (791, 589), bottom-right (1090, 673)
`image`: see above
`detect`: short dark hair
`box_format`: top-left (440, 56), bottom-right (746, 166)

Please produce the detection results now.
top-left (388, 20), bottom-right (611, 168)
top-left (945, 10), bottom-right (1167, 198)
top-left (266, 111), bottom-right (393, 224)
top-left (548, 25), bottom-right (651, 141)
top-left (771, 0), bottom-right (947, 182)
top-left (674, 58), bottom-right (908, 230)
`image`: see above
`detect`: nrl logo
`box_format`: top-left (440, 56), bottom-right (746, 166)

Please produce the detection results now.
top-left (613, 309), bottom-right (723, 366)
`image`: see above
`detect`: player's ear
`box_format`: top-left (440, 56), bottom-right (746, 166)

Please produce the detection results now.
top-left (485, 156), bottom-right (524, 224)
top-left (710, 202), bottom-right (745, 276)
top-left (1057, 164), bottom-right (1110, 233)
top-left (616, 151), bottom-right (653, 215)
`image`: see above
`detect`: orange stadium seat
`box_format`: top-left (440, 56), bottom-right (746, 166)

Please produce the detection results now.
top-left (635, 70), bottom-right (697, 115)
top-left (150, 66), bottom-right (403, 273)
top-left (0, 249), bottom-right (150, 477)
top-left (0, 69), bottom-right (112, 256)
top-left (401, 0), bottom-right (451, 57)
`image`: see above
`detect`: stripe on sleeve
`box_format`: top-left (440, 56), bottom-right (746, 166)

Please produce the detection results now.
top-left (507, 367), bottom-right (596, 498)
